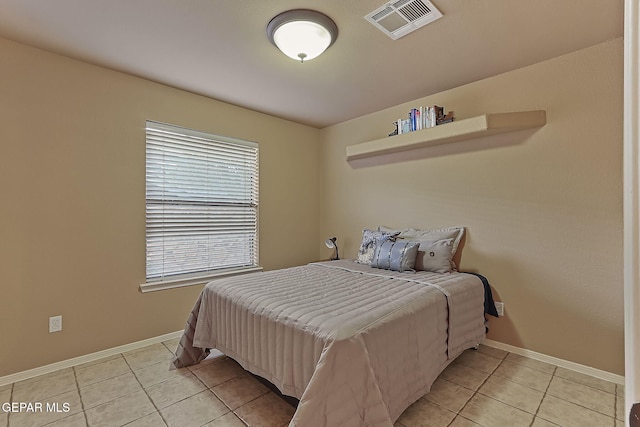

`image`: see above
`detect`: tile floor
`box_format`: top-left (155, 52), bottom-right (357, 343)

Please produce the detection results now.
top-left (0, 339), bottom-right (624, 427)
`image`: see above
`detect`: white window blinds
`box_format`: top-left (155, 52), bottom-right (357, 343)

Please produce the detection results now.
top-left (145, 121), bottom-right (259, 282)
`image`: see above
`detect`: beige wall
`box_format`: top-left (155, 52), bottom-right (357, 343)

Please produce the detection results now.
top-left (0, 35), bottom-right (624, 378)
top-left (0, 37), bottom-right (321, 376)
top-left (319, 39), bottom-right (624, 374)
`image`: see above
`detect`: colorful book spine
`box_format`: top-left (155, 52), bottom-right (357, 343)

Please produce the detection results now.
top-left (392, 105), bottom-right (453, 137)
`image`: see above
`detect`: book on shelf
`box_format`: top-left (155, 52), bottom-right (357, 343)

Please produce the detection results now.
top-left (437, 111), bottom-right (455, 125)
top-left (392, 105), bottom-right (454, 136)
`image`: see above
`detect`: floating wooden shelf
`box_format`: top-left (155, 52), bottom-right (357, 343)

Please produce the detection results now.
top-left (345, 110), bottom-right (547, 162)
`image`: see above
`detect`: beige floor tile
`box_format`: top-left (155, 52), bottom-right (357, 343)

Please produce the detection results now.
top-left (203, 411), bottom-right (247, 427)
top-left (3, 342), bottom-right (628, 427)
top-left (422, 378), bottom-right (474, 413)
top-left (448, 416), bottom-right (483, 427)
top-left (554, 367), bottom-right (617, 394)
top-left (0, 388), bottom-right (11, 405)
top-left (439, 363), bottom-right (490, 391)
top-left (492, 360), bottom-right (552, 392)
top-left (162, 337), bottom-right (181, 352)
top-left (79, 371), bottom-right (142, 409)
top-left (46, 412), bottom-right (88, 427)
top-left (616, 394), bottom-right (624, 420)
top-left (133, 360), bottom-right (193, 388)
top-left (192, 358), bottom-right (248, 388)
top-left (125, 411), bottom-right (168, 427)
top-left (160, 390), bottom-right (229, 427)
top-left (396, 398), bottom-right (456, 427)
top-left (146, 371), bottom-right (207, 409)
top-left (188, 350), bottom-right (228, 371)
top-left (478, 375), bottom-right (544, 414)
top-left (234, 392), bottom-right (295, 427)
top-left (504, 353), bottom-right (556, 374)
top-left (460, 393), bottom-right (534, 427)
top-left (7, 389), bottom-right (82, 427)
top-left (476, 344), bottom-right (508, 360)
top-left (454, 350), bottom-right (502, 374)
top-left (74, 354), bottom-right (123, 370)
top-left (12, 368), bottom-right (74, 389)
top-left (212, 373), bottom-right (270, 410)
top-left (75, 357), bottom-right (131, 388)
top-left (12, 369), bottom-right (77, 402)
top-left (123, 343), bottom-right (174, 370)
top-left (537, 394), bottom-right (615, 427)
top-left (85, 389), bottom-right (156, 427)
top-left (546, 376), bottom-right (615, 416)
top-left (531, 417), bottom-right (561, 426)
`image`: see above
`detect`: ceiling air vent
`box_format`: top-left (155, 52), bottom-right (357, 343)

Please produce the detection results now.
top-left (365, 0), bottom-right (443, 40)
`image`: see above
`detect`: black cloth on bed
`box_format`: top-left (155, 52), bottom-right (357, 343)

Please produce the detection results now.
top-left (462, 272), bottom-right (499, 318)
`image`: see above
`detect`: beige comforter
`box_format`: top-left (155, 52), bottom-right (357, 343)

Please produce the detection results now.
top-left (173, 260), bottom-right (486, 426)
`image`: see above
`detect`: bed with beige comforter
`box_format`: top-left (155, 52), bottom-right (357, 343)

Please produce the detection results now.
top-left (173, 260), bottom-right (487, 426)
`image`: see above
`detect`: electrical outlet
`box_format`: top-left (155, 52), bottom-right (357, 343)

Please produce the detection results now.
top-left (495, 302), bottom-right (504, 317)
top-left (49, 315), bottom-right (62, 333)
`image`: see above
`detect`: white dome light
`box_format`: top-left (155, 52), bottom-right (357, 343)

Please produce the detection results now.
top-left (267, 10), bottom-right (338, 63)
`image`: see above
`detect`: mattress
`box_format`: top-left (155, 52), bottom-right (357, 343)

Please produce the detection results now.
top-left (173, 260), bottom-right (487, 426)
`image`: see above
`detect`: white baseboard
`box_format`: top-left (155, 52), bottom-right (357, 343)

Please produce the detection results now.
top-left (483, 338), bottom-right (625, 385)
top-left (0, 330), bottom-right (183, 387)
top-left (1, 333), bottom-right (624, 388)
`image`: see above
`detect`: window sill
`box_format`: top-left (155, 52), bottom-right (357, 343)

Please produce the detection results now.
top-left (139, 266), bottom-right (263, 293)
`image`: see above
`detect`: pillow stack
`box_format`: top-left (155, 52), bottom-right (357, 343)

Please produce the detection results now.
top-left (356, 226), bottom-right (465, 274)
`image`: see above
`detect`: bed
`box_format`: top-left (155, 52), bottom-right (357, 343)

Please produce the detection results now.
top-left (172, 257), bottom-right (493, 427)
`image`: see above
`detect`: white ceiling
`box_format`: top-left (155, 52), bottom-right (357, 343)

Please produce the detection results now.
top-left (0, 0), bottom-right (624, 128)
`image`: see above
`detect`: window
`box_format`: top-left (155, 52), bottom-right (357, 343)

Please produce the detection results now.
top-left (142, 121), bottom-right (259, 292)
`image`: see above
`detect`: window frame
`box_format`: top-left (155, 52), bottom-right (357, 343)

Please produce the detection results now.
top-left (140, 121), bottom-right (260, 293)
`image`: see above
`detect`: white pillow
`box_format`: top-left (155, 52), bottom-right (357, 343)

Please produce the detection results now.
top-left (377, 225), bottom-right (419, 239)
top-left (413, 239), bottom-right (455, 273)
top-left (410, 227), bottom-right (465, 259)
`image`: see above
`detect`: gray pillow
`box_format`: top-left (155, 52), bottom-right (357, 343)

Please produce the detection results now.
top-left (356, 229), bottom-right (400, 265)
top-left (371, 240), bottom-right (420, 272)
top-left (413, 239), bottom-right (455, 273)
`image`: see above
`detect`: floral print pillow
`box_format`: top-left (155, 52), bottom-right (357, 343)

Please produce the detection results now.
top-left (356, 229), bottom-right (400, 265)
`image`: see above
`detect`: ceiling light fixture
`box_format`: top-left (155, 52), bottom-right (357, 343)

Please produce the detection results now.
top-left (267, 9), bottom-right (338, 63)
